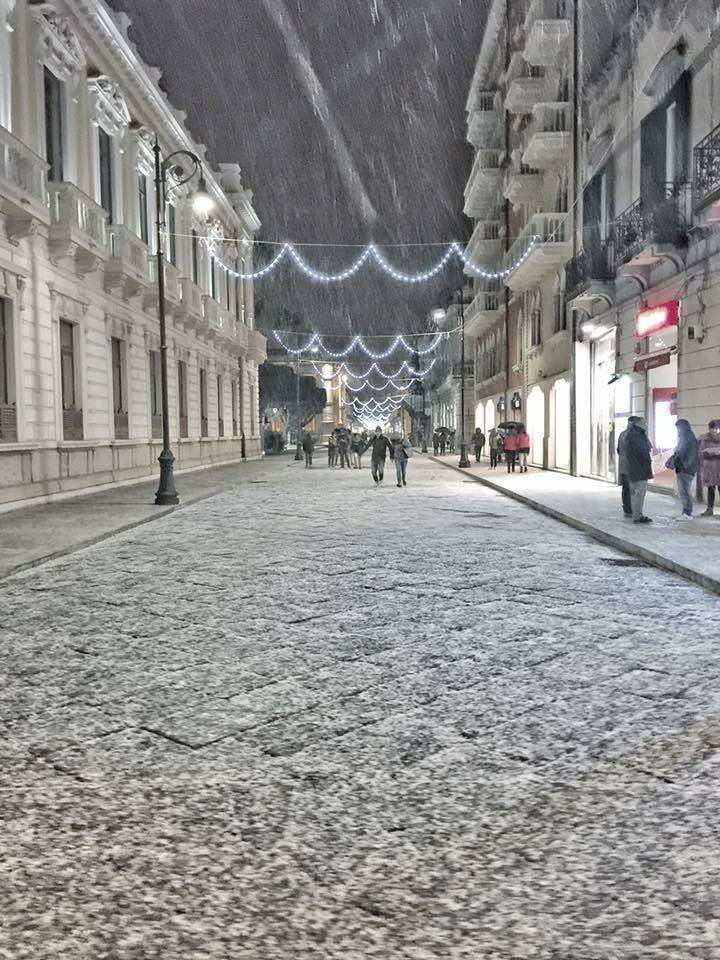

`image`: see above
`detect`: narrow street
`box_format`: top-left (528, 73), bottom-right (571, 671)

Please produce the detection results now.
top-left (3, 457), bottom-right (720, 959)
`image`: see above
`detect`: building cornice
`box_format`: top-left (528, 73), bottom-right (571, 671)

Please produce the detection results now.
top-left (70, 0), bottom-right (261, 237)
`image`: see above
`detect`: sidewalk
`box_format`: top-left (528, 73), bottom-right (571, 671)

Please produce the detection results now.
top-left (0, 458), bottom-right (269, 580)
top-left (432, 454), bottom-right (720, 595)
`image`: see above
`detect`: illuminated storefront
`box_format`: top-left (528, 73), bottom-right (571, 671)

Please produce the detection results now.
top-left (634, 301), bottom-right (678, 489)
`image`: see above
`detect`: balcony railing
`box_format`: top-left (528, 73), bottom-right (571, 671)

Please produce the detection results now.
top-left (147, 258), bottom-right (181, 308)
top-left (62, 409), bottom-right (83, 441)
top-left (0, 402), bottom-right (17, 441)
top-left (176, 277), bottom-right (204, 325)
top-left (464, 149), bottom-right (505, 217)
top-left (523, 0), bottom-right (571, 67)
top-left (0, 125), bottom-right (49, 235)
top-left (106, 225), bottom-right (149, 297)
top-left (613, 184), bottom-right (689, 269)
top-left (505, 212), bottom-right (573, 291)
top-left (523, 102), bottom-right (571, 169)
top-left (452, 361), bottom-right (475, 380)
top-left (565, 246), bottom-right (614, 300)
top-left (505, 74), bottom-right (549, 115)
top-left (49, 183), bottom-right (108, 247)
top-left (694, 123), bottom-right (720, 211)
top-left (467, 91), bottom-right (500, 146)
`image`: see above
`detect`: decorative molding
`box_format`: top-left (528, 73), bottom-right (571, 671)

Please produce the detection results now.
top-left (31, 3), bottom-right (85, 81)
top-left (105, 312), bottom-right (132, 342)
top-left (87, 73), bottom-right (131, 137)
top-left (143, 328), bottom-right (160, 352)
top-left (133, 125), bottom-right (155, 177)
top-left (47, 283), bottom-right (89, 322)
top-left (0, 267), bottom-right (27, 310)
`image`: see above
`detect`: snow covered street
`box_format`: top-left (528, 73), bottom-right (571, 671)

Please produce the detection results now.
top-left (3, 455), bottom-right (720, 959)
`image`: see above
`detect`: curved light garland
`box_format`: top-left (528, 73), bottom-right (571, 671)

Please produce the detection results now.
top-left (204, 237), bottom-right (539, 284)
top-left (310, 362), bottom-right (416, 394)
top-left (313, 358), bottom-right (436, 381)
top-left (273, 331), bottom-right (444, 359)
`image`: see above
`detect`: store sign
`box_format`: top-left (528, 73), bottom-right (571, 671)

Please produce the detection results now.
top-left (635, 300), bottom-right (679, 339)
top-left (634, 351), bottom-right (671, 373)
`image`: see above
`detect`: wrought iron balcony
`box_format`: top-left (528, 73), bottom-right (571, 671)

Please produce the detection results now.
top-left (467, 91), bottom-right (500, 147)
top-left (694, 122), bottom-right (720, 212)
top-left (505, 212), bottom-right (573, 292)
top-left (48, 182), bottom-right (108, 273)
top-left (613, 184), bottom-right (689, 272)
top-left (464, 149), bottom-right (505, 217)
top-left (522, 102), bottom-right (571, 170)
top-left (565, 245), bottom-right (615, 310)
top-left (0, 124), bottom-right (49, 242)
top-left (523, 0), bottom-right (571, 67)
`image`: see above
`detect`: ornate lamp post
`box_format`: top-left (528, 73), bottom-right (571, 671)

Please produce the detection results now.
top-left (457, 286), bottom-right (471, 468)
top-left (152, 138), bottom-right (213, 505)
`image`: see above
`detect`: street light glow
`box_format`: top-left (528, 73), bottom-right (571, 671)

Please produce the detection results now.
top-left (192, 176), bottom-right (215, 216)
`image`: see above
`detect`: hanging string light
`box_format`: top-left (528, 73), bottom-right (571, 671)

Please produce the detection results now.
top-left (273, 330), bottom-right (444, 359)
top-left (202, 237), bottom-right (539, 284)
top-left (311, 358), bottom-right (436, 381)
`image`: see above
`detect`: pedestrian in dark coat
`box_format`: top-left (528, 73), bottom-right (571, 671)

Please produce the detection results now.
top-left (301, 432), bottom-right (315, 468)
top-left (617, 415), bottom-right (644, 517)
top-left (472, 428), bottom-right (486, 463)
top-left (624, 417), bottom-right (653, 523)
top-left (368, 426), bottom-right (394, 485)
top-left (699, 419), bottom-right (720, 516)
top-left (667, 419), bottom-right (699, 519)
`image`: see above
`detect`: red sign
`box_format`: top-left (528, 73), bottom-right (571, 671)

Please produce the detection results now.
top-left (634, 351), bottom-right (671, 373)
top-left (635, 300), bottom-right (679, 338)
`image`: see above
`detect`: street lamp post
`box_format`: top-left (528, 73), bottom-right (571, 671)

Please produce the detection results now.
top-left (152, 138), bottom-right (213, 505)
top-left (458, 287), bottom-right (471, 468)
top-left (294, 355), bottom-right (303, 460)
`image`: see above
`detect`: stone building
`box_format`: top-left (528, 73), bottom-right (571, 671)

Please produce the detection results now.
top-left (0, 0), bottom-right (266, 507)
top-left (570, 0), bottom-right (720, 489)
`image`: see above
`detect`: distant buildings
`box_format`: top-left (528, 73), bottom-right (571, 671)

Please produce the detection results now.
top-left (432, 0), bottom-right (720, 491)
top-left (0, 0), bottom-right (266, 507)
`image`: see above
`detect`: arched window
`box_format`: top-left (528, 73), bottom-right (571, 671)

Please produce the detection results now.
top-left (517, 311), bottom-right (525, 366)
top-left (553, 273), bottom-right (567, 333)
top-left (530, 291), bottom-right (542, 347)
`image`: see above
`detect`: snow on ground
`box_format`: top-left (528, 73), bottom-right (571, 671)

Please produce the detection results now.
top-left (2, 456), bottom-right (720, 959)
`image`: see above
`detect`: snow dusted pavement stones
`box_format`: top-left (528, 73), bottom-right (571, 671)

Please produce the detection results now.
top-left (2, 456), bottom-right (720, 959)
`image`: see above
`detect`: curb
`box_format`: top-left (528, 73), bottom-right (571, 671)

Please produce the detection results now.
top-left (0, 488), bottom-right (225, 583)
top-left (430, 456), bottom-right (720, 597)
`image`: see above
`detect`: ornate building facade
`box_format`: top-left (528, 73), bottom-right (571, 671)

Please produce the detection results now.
top-left (0, 0), bottom-right (265, 507)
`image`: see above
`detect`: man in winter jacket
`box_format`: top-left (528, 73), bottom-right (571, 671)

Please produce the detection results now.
top-left (667, 419), bottom-right (699, 519)
top-left (301, 431), bottom-right (315, 468)
top-left (368, 426), bottom-right (394, 485)
top-left (617, 416), bottom-right (642, 517)
top-left (624, 417), bottom-right (653, 523)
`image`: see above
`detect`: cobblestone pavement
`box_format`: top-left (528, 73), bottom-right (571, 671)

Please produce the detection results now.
top-left (3, 456), bottom-right (720, 960)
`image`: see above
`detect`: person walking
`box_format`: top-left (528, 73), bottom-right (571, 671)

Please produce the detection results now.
top-left (667, 419), bottom-right (699, 519)
top-left (516, 425), bottom-right (530, 472)
top-left (432, 432), bottom-right (440, 456)
top-left (392, 434), bottom-right (412, 487)
top-left (504, 427), bottom-right (519, 473)
top-left (472, 427), bottom-right (486, 463)
top-left (327, 431), bottom-right (337, 468)
top-left (489, 428), bottom-right (500, 469)
top-left (302, 431), bottom-right (315, 468)
top-left (616, 416), bottom-right (642, 517)
top-left (439, 432), bottom-right (447, 455)
top-left (625, 416), bottom-right (653, 523)
top-left (448, 431), bottom-right (456, 454)
top-left (337, 428), bottom-right (351, 469)
top-left (699, 418), bottom-right (720, 516)
top-left (368, 426), bottom-right (394, 485)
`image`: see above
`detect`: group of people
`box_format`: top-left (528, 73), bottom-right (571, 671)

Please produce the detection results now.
top-left (617, 416), bottom-right (720, 522)
top-left (431, 431), bottom-right (457, 455)
top-left (433, 424), bottom-right (531, 474)
top-left (301, 425), bottom-right (413, 488)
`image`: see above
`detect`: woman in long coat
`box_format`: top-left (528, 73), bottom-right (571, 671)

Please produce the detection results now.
top-left (699, 419), bottom-right (720, 515)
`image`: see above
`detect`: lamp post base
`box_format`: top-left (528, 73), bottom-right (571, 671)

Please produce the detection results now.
top-left (155, 448), bottom-right (179, 505)
top-left (458, 443), bottom-right (471, 468)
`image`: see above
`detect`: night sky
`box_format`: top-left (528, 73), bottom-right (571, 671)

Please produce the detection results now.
top-left (108, 0), bottom-right (486, 339)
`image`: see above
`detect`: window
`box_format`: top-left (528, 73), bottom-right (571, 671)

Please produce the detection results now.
top-left (60, 320), bottom-right (82, 440)
top-left (111, 337), bottom-right (128, 439)
top-left (531, 308), bottom-right (542, 347)
top-left (200, 367), bottom-right (208, 436)
top-left (138, 174), bottom-right (149, 244)
top-left (43, 67), bottom-right (64, 182)
top-left (177, 360), bottom-right (188, 437)
top-left (209, 256), bottom-right (217, 300)
top-left (191, 230), bottom-right (199, 284)
top-left (518, 315), bottom-right (525, 366)
top-left (98, 127), bottom-right (114, 221)
top-left (640, 74), bottom-right (690, 207)
top-left (217, 374), bottom-right (224, 437)
top-left (231, 378), bottom-right (238, 435)
top-left (168, 203), bottom-right (178, 265)
top-left (149, 350), bottom-right (162, 438)
top-left (0, 299), bottom-right (16, 441)
top-left (235, 277), bottom-right (242, 323)
top-left (225, 270), bottom-right (231, 310)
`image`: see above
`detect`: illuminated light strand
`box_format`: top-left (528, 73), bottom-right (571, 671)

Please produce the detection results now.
top-left (272, 331), bottom-right (444, 359)
top-left (312, 358), bottom-right (436, 381)
top-left (310, 362), bottom-right (416, 393)
top-left (204, 238), bottom-right (539, 284)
